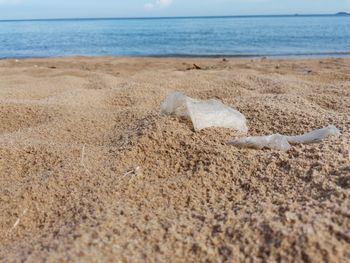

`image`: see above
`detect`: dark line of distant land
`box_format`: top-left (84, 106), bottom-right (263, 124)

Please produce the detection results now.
top-left (0, 12), bottom-right (349, 23)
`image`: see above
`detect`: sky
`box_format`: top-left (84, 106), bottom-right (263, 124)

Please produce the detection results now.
top-left (0, 0), bottom-right (350, 20)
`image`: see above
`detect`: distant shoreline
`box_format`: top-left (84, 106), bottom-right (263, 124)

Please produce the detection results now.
top-left (0, 13), bottom-right (349, 23)
top-left (336, 12), bottom-right (350, 16)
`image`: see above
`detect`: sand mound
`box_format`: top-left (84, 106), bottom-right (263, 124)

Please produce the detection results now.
top-left (0, 57), bottom-right (349, 262)
top-left (0, 104), bottom-right (53, 134)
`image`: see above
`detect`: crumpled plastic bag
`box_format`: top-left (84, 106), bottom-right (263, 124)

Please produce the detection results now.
top-left (228, 125), bottom-right (341, 151)
top-left (161, 92), bottom-right (248, 132)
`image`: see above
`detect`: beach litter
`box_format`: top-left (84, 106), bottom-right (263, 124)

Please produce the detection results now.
top-left (161, 92), bottom-right (248, 132)
top-left (161, 92), bottom-right (340, 151)
top-left (229, 134), bottom-right (291, 151)
top-left (228, 125), bottom-right (341, 151)
top-left (161, 92), bottom-right (341, 152)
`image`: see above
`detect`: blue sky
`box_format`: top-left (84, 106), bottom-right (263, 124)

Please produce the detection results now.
top-left (0, 0), bottom-right (350, 20)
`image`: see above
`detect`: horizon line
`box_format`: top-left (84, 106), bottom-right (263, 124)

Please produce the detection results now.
top-left (0, 12), bottom-right (349, 22)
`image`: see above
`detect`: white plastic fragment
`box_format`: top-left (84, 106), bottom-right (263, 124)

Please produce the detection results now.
top-left (228, 125), bottom-right (341, 151)
top-left (229, 134), bottom-right (291, 151)
top-left (161, 92), bottom-right (248, 132)
top-left (285, 125), bottom-right (341, 144)
top-left (161, 92), bottom-right (188, 117)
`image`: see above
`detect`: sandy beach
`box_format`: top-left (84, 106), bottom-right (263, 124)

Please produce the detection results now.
top-left (0, 57), bottom-right (349, 262)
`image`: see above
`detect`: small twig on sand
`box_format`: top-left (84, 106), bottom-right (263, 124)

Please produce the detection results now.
top-left (123, 170), bottom-right (134, 177)
top-left (186, 64), bottom-right (202, 71)
top-left (9, 209), bottom-right (28, 233)
top-left (123, 166), bottom-right (141, 177)
top-left (193, 64), bottom-right (202, 70)
top-left (80, 144), bottom-right (86, 167)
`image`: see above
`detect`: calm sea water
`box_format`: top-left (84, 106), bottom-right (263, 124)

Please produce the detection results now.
top-left (0, 15), bottom-right (349, 58)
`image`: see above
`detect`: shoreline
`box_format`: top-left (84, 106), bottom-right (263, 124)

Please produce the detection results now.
top-left (2, 52), bottom-right (350, 61)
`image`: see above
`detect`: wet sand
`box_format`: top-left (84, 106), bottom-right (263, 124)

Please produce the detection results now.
top-left (0, 57), bottom-right (349, 262)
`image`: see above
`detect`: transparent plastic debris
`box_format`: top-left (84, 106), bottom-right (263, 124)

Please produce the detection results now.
top-left (160, 92), bottom-right (188, 117)
top-left (161, 92), bottom-right (248, 132)
top-left (229, 134), bottom-right (291, 151)
top-left (285, 125), bottom-right (341, 144)
top-left (228, 125), bottom-right (341, 151)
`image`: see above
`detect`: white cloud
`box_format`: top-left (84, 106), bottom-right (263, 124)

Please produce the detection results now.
top-left (144, 0), bottom-right (173, 12)
top-left (158, 0), bottom-right (173, 7)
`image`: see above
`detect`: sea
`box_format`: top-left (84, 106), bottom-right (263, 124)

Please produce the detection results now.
top-left (0, 15), bottom-right (349, 59)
